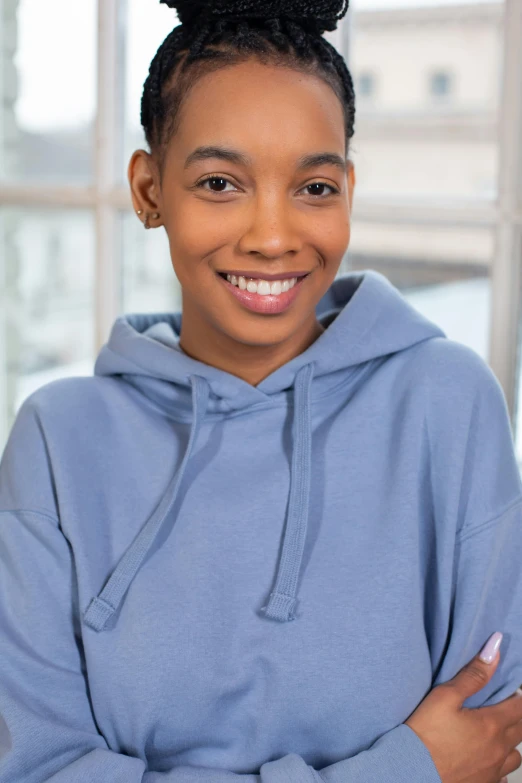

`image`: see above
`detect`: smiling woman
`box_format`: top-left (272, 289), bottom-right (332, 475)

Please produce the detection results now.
top-left (1, 1), bottom-right (522, 783)
top-left (127, 0), bottom-right (356, 382)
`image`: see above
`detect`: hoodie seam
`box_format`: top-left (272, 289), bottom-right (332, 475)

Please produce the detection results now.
top-left (456, 495), bottom-right (522, 544)
top-left (423, 358), bottom-right (522, 546)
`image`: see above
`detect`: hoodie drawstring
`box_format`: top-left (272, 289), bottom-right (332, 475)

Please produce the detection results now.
top-left (260, 362), bottom-right (314, 622)
top-left (83, 374), bottom-right (210, 632)
top-left (83, 363), bottom-right (314, 632)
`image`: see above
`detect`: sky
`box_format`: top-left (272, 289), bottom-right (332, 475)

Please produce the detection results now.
top-left (13, 0), bottom-right (500, 133)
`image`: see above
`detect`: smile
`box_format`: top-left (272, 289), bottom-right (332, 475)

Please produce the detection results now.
top-left (216, 271), bottom-right (310, 314)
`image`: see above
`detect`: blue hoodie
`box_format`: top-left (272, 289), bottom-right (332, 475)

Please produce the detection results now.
top-left (1, 269), bottom-right (522, 783)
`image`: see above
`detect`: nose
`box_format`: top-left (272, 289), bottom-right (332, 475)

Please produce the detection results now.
top-left (237, 191), bottom-right (303, 259)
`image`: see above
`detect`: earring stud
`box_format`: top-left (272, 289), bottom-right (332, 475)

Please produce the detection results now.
top-left (136, 209), bottom-right (143, 216)
top-left (143, 211), bottom-right (161, 229)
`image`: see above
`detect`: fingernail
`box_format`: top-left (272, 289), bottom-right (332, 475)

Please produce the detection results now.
top-left (479, 631), bottom-right (503, 663)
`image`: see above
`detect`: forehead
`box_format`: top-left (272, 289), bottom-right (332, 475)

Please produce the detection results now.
top-left (168, 59), bottom-right (345, 166)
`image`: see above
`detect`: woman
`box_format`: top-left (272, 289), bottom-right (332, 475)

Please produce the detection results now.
top-left (1, 0), bottom-right (522, 781)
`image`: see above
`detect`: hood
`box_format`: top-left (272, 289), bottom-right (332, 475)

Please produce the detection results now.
top-left (83, 269), bottom-right (446, 632)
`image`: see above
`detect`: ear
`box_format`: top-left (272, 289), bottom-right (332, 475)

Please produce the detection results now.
top-left (346, 158), bottom-right (356, 214)
top-left (128, 149), bottom-right (163, 228)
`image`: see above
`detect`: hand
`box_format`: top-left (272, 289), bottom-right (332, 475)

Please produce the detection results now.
top-left (405, 636), bottom-right (522, 783)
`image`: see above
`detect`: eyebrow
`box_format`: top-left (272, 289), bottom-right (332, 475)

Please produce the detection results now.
top-left (184, 145), bottom-right (347, 172)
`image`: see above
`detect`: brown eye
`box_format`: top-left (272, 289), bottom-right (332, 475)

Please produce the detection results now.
top-left (196, 176), bottom-right (237, 192)
top-left (303, 182), bottom-right (338, 197)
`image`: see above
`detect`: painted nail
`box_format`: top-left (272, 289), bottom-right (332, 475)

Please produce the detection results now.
top-left (479, 631), bottom-right (503, 663)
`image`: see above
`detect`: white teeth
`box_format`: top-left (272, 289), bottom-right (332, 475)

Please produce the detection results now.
top-left (224, 275), bottom-right (298, 295)
top-left (257, 281), bottom-right (272, 296)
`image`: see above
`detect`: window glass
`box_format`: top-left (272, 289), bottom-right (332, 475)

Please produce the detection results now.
top-left (120, 211), bottom-right (181, 314)
top-left (349, 0), bottom-right (504, 200)
top-left (429, 71), bottom-right (452, 98)
top-left (358, 72), bottom-right (376, 98)
top-left (347, 217), bottom-right (492, 360)
top-left (1, 0), bottom-right (96, 183)
top-left (0, 208), bottom-right (95, 451)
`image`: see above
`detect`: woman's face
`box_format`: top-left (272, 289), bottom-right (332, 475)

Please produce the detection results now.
top-left (129, 58), bottom-right (355, 359)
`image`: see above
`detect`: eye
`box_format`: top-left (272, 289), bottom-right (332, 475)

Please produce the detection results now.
top-left (195, 176), bottom-right (239, 193)
top-left (301, 181), bottom-right (339, 198)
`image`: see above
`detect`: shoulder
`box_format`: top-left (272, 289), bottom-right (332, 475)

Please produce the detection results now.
top-left (0, 376), bottom-right (104, 513)
top-left (16, 374), bottom-right (122, 422)
top-left (412, 337), bottom-right (519, 491)
top-left (409, 336), bottom-right (505, 409)
top-left (411, 341), bottom-right (522, 535)
top-left (404, 337), bottom-right (513, 467)
top-left (1, 375), bottom-right (125, 512)
top-left (4, 375), bottom-right (127, 455)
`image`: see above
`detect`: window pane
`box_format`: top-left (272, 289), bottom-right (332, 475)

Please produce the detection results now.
top-left (346, 217), bottom-right (492, 360)
top-left (1, 0), bottom-right (96, 183)
top-left (429, 71), bottom-right (452, 98)
top-left (121, 211), bottom-right (181, 313)
top-left (0, 208), bottom-right (95, 451)
top-left (349, 0), bottom-right (504, 199)
top-left (123, 0), bottom-right (178, 178)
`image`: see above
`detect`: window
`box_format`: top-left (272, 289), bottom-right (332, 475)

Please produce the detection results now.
top-left (1, 208), bottom-right (95, 415)
top-left (348, 0), bottom-right (522, 467)
top-left (430, 70), bottom-right (452, 98)
top-left (358, 71), bottom-right (376, 98)
top-left (3, 0), bottom-right (96, 184)
top-left (1, 0), bottom-right (522, 474)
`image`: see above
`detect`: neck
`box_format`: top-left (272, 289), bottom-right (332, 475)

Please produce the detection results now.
top-left (178, 309), bottom-right (325, 387)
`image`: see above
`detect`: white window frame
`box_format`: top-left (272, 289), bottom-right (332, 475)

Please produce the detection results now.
top-left (1, 0), bottom-right (521, 434)
top-left (346, 0), bottom-right (522, 429)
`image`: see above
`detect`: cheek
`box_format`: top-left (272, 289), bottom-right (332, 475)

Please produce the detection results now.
top-left (166, 202), bottom-right (235, 263)
top-left (305, 210), bottom-right (351, 260)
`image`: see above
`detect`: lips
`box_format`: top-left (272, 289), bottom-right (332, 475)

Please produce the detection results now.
top-left (217, 270), bottom-right (308, 315)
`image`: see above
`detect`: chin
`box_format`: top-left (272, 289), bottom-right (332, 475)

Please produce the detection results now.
top-left (224, 325), bottom-right (293, 348)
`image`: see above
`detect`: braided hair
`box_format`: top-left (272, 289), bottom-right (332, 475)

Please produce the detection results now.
top-left (141, 0), bottom-right (355, 167)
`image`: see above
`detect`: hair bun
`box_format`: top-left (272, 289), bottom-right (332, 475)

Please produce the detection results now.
top-left (160, 0), bottom-right (349, 36)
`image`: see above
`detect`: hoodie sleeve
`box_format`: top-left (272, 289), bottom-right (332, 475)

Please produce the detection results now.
top-left (0, 402), bottom-right (444, 780)
top-left (0, 397), bottom-right (148, 782)
top-left (425, 341), bottom-right (522, 706)
top-left (430, 495), bottom-right (522, 709)
top-left (144, 727), bottom-right (440, 782)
